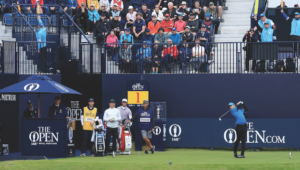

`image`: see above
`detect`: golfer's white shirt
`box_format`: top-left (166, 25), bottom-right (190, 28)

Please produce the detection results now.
top-left (103, 108), bottom-right (121, 128)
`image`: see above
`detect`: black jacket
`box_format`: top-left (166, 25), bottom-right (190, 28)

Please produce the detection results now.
top-left (152, 46), bottom-right (163, 58)
top-left (75, 7), bottom-right (88, 20)
top-left (192, 7), bottom-right (205, 20)
top-left (96, 19), bottom-right (111, 34)
top-left (161, 0), bottom-right (178, 8)
top-left (109, 19), bottom-right (122, 30)
top-left (163, 8), bottom-right (177, 19)
top-left (177, 7), bottom-right (191, 21)
top-left (182, 32), bottom-right (194, 42)
top-left (186, 19), bottom-right (199, 32)
top-left (98, 10), bottom-right (110, 19)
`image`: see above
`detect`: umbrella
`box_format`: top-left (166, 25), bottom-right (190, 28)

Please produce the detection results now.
top-left (0, 75), bottom-right (82, 117)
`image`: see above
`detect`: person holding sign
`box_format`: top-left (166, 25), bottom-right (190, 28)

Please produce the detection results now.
top-left (127, 99), bottom-right (155, 154)
top-left (103, 99), bottom-right (121, 157)
top-left (80, 98), bottom-right (99, 157)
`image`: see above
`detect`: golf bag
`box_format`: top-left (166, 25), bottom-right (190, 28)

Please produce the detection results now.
top-left (92, 119), bottom-right (105, 156)
top-left (118, 119), bottom-right (132, 154)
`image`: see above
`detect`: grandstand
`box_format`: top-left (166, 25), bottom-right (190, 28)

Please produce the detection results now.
top-left (0, 0), bottom-right (298, 74)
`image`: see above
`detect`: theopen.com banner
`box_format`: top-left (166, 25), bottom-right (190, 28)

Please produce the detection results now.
top-left (165, 118), bottom-right (299, 148)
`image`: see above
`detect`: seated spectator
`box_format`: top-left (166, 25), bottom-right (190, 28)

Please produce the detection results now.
top-left (192, 1), bottom-right (205, 28)
top-left (75, 2), bottom-right (89, 32)
top-left (20, 0), bottom-right (34, 13)
top-left (179, 41), bottom-right (191, 73)
top-left (100, 0), bottom-right (110, 11)
top-left (154, 28), bottom-right (168, 44)
top-left (202, 13), bottom-right (212, 32)
top-left (120, 28), bottom-right (134, 43)
top-left (136, 41), bottom-right (152, 73)
top-left (31, 0), bottom-right (45, 14)
top-left (151, 41), bottom-right (163, 74)
top-left (148, 14), bottom-right (161, 35)
top-left (87, 4), bottom-right (100, 34)
top-left (44, 0), bottom-right (56, 15)
top-left (192, 0), bottom-right (207, 11)
top-left (152, 5), bottom-right (164, 21)
top-left (176, 1), bottom-right (191, 21)
top-left (186, 13), bottom-right (198, 35)
top-left (142, 28), bottom-right (154, 44)
top-left (161, 13), bottom-right (174, 36)
top-left (126, 6), bottom-right (136, 29)
top-left (174, 14), bottom-right (186, 34)
top-left (87, 0), bottom-right (99, 10)
top-left (110, 14), bottom-right (124, 38)
top-left (139, 4), bottom-right (152, 25)
top-left (129, 0), bottom-right (142, 12)
top-left (95, 13), bottom-right (110, 39)
top-left (110, 0), bottom-right (123, 11)
top-left (161, 0), bottom-right (178, 9)
top-left (110, 3), bottom-right (121, 20)
top-left (76, 0), bottom-right (84, 8)
top-left (106, 30), bottom-right (119, 59)
top-left (190, 38), bottom-right (205, 73)
top-left (182, 26), bottom-right (194, 43)
top-left (64, 0), bottom-right (77, 16)
top-left (205, 2), bottom-right (219, 34)
top-left (168, 27), bottom-right (181, 46)
top-left (119, 39), bottom-right (134, 73)
top-left (144, 0), bottom-right (156, 12)
top-left (98, 4), bottom-right (110, 18)
top-left (163, 2), bottom-right (177, 20)
top-left (132, 12), bottom-right (146, 40)
top-left (160, 38), bottom-right (179, 73)
top-left (197, 24), bottom-right (211, 43)
top-left (210, 0), bottom-right (222, 19)
top-left (4, 0), bottom-right (21, 14)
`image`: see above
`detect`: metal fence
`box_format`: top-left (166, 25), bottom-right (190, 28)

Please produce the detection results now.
top-left (79, 41), bottom-right (299, 74)
top-left (1, 41), bottom-right (57, 74)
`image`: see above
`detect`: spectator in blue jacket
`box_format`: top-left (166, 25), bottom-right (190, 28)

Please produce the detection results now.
top-left (64, 0), bottom-right (77, 16)
top-left (139, 4), bottom-right (151, 25)
top-left (281, 10), bottom-right (300, 41)
top-left (129, 0), bottom-right (142, 12)
top-left (197, 25), bottom-right (210, 43)
top-left (36, 16), bottom-right (47, 72)
top-left (136, 41), bottom-right (152, 73)
top-left (56, 0), bottom-right (66, 9)
top-left (120, 28), bottom-right (134, 43)
top-left (133, 12), bottom-right (146, 40)
top-left (142, 28), bottom-right (154, 44)
top-left (19, 0), bottom-right (33, 13)
top-left (87, 4), bottom-right (100, 33)
top-left (179, 42), bottom-right (191, 73)
top-left (44, 0), bottom-right (56, 15)
top-left (168, 27), bottom-right (182, 45)
top-left (144, 0), bottom-right (156, 11)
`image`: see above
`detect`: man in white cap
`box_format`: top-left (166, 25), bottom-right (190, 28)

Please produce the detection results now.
top-left (110, 3), bottom-right (122, 20)
top-left (117, 98), bottom-right (132, 124)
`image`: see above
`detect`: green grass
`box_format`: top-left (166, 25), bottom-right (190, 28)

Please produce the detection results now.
top-left (1, 149), bottom-right (300, 170)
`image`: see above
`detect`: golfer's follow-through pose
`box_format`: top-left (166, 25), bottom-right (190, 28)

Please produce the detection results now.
top-left (228, 101), bottom-right (248, 158)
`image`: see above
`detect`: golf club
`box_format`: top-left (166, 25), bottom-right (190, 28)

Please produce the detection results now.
top-left (219, 109), bottom-right (231, 121)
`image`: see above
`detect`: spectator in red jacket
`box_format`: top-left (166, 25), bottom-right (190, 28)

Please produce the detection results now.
top-left (161, 13), bottom-right (174, 36)
top-left (160, 38), bottom-right (179, 73)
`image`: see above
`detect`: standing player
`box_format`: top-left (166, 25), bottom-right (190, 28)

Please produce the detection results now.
top-left (117, 98), bottom-right (132, 124)
top-left (228, 101), bottom-right (248, 158)
top-left (80, 98), bottom-right (99, 157)
top-left (127, 99), bottom-right (155, 154)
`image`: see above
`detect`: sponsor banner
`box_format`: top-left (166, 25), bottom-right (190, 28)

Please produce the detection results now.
top-left (66, 101), bottom-right (83, 121)
top-left (0, 94), bottom-right (16, 101)
top-left (166, 118), bottom-right (299, 148)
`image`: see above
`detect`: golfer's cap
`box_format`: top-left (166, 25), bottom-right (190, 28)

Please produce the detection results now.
top-left (185, 26), bottom-right (190, 29)
top-left (88, 98), bottom-right (94, 102)
top-left (165, 13), bottom-right (170, 17)
top-left (260, 13), bottom-right (265, 17)
top-left (122, 98), bottom-right (128, 102)
top-left (128, 6), bottom-right (133, 9)
top-left (55, 96), bottom-right (61, 100)
top-left (101, 13), bottom-right (106, 16)
top-left (228, 102), bottom-right (234, 106)
top-left (109, 99), bottom-right (115, 103)
top-left (201, 24), bottom-right (206, 28)
top-left (90, 4), bottom-right (95, 7)
top-left (172, 27), bottom-right (177, 31)
top-left (152, 14), bottom-right (157, 17)
top-left (295, 12), bottom-right (300, 15)
top-left (27, 100), bottom-right (32, 104)
top-left (81, 2), bottom-right (85, 5)
top-left (181, 1), bottom-right (187, 5)
top-left (209, 2), bottom-right (214, 5)
top-left (145, 28), bottom-right (150, 32)
top-left (143, 99), bottom-right (149, 104)
top-left (125, 28), bottom-right (130, 31)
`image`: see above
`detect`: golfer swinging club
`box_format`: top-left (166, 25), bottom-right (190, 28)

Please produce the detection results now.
top-left (228, 101), bottom-right (248, 158)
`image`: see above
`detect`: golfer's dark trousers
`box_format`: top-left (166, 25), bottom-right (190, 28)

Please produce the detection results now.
top-left (234, 124), bottom-right (247, 155)
top-left (105, 127), bottom-right (118, 153)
